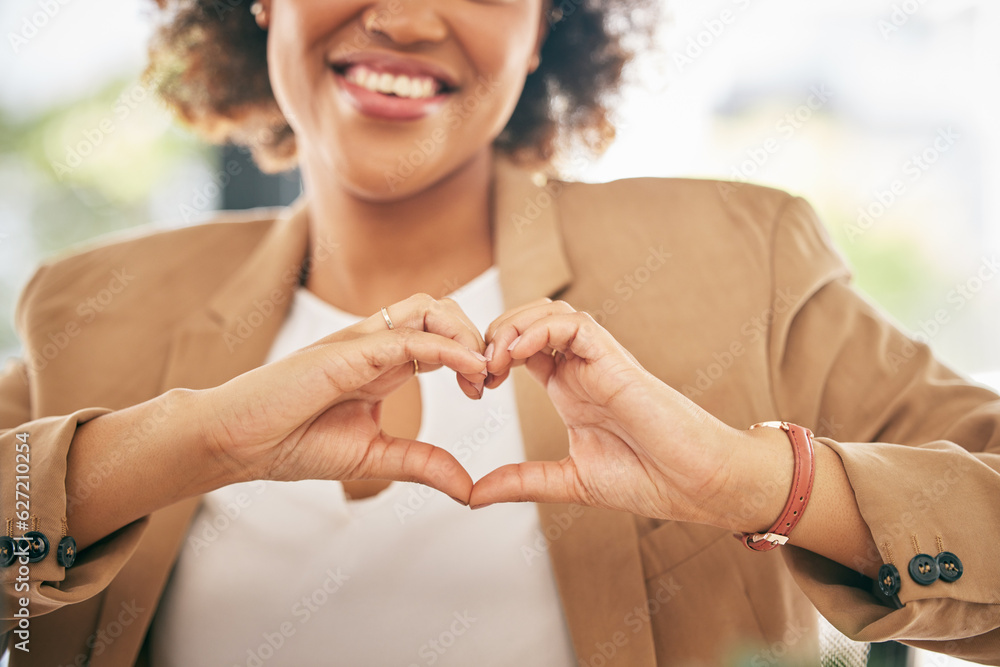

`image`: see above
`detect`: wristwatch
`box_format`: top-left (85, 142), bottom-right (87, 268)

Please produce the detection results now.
top-left (737, 421), bottom-right (816, 551)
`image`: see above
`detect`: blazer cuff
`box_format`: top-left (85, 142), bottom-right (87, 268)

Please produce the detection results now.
top-left (781, 437), bottom-right (1000, 646)
top-left (2, 408), bottom-right (150, 622)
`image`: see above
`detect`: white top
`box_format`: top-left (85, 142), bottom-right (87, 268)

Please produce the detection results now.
top-left (151, 267), bottom-right (577, 667)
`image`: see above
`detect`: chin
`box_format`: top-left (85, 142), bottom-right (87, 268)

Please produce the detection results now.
top-left (332, 156), bottom-right (449, 203)
top-left (298, 113), bottom-right (491, 202)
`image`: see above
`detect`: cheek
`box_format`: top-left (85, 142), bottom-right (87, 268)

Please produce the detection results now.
top-left (447, 15), bottom-right (540, 138)
top-left (265, 0), bottom-right (355, 134)
top-left (265, 22), bottom-right (308, 135)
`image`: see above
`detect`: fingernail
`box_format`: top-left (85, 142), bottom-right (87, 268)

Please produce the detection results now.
top-left (484, 342), bottom-right (494, 362)
top-left (470, 350), bottom-right (488, 362)
top-left (449, 495), bottom-right (469, 507)
top-left (477, 369), bottom-right (488, 377)
top-left (474, 380), bottom-right (484, 397)
top-left (470, 502), bottom-right (493, 510)
top-left (507, 335), bottom-right (521, 352)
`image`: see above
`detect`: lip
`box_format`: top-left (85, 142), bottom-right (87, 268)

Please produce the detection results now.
top-left (328, 51), bottom-right (460, 90)
top-left (328, 51), bottom-right (459, 122)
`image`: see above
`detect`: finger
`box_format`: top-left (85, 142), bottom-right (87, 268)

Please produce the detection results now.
top-left (497, 312), bottom-right (609, 390)
top-left (469, 459), bottom-right (584, 509)
top-left (486, 300), bottom-right (577, 375)
top-left (426, 298), bottom-right (489, 387)
top-left (484, 299), bottom-right (568, 351)
top-left (456, 371), bottom-right (486, 400)
top-left (319, 329), bottom-right (486, 397)
top-left (431, 297), bottom-right (486, 352)
top-left (357, 435), bottom-right (473, 504)
top-left (388, 294), bottom-right (487, 385)
top-left (507, 312), bottom-right (607, 363)
top-left (483, 297), bottom-right (553, 342)
top-left (483, 368), bottom-right (509, 390)
top-left (521, 349), bottom-right (559, 388)
top-left (380, 294), bottom-right (485, 353)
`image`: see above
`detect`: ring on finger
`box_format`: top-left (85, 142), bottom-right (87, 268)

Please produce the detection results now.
top-left (380, 306), bottom-right (394, 330)
top-left (413, 359), bottom-right (420, 375)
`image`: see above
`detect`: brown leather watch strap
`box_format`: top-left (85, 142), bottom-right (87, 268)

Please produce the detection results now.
top-left (739, 421), bottom-right (816, 552)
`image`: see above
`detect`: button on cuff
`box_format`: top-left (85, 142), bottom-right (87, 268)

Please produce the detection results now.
top-left (56, 536), bottom-right (77, 568)
top-left (878, 563), bottom-right (902, 597)
top-left (908, 553), bottom-right (940, 586)
top-left (0, 537), bottom-right (16, 567)
top-left (935, 551), bottom-right (963, 582)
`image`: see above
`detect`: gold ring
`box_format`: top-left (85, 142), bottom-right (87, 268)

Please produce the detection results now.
top-left (550, 348), bottom-right (559, 358)
top-left (413, 359), bottom-right (420, 375)
top-left (380, 306), bottom-right (394, 330)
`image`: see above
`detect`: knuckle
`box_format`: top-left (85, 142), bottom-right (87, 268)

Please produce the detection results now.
top-left (372, 336), bottom-right (406, 367)
top-left (370, 348), bottom-right (393, 368)
top-left (407, 292), bottom-right (434, 311)
top-left (394, 327), bottom-right (418, 346)
top-left (427, 298), bottom-right (448, 319)
top-left (552, 299), bottom-right (575, 312)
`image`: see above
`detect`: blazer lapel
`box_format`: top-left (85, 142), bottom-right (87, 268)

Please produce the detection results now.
top-left (90, 200), bottom-right (311, 667)
top-left (494, 157), bottom-right (658, 666)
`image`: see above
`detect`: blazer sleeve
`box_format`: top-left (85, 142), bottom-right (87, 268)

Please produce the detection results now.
top-left (1, 273), bottom-right (150, 636)
top-left (764, 196), bottom-right (1000, 663)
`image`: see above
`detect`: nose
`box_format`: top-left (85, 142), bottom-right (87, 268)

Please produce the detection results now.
top-left (363, 0), bottom-right (449, 46)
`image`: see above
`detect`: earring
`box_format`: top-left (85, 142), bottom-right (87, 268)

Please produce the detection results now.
top-left (250, 1), bottom-right (268, 29)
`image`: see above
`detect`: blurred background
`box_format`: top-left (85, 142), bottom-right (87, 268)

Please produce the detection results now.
top-left (0, 0), bottom-right (996, 665)
top-left (1, 0), bottom-right (997, 392)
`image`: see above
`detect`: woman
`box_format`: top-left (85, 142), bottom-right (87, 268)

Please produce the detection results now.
top-left (2, 0), bottom-right (999, 664)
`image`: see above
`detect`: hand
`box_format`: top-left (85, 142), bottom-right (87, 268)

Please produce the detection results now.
top-left (469, 299), bottom-right (746, 524)
top-left (202, 294), bottom-right (488, 503)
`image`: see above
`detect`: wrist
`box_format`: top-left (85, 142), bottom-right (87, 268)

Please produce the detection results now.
top-left (168, 387), bottom-right (244, 491)
top-left (708, 426), bottom-right (795, 535)
top-left (66, 388), bottom-right (235, 549)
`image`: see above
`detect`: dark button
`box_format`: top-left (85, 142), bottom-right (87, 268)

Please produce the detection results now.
top-left (908, 553), bottom-right (940, 585)
top-left (877, 563), bottom-right (901, 597)
top-left (936, 551), bottom-right (963, 582)
top-left (56, 536), bottom-right (77, 568)
top-left (0, 536), bottom-right (16, 567)
top-left (23, 531), bottom-right (49, 564)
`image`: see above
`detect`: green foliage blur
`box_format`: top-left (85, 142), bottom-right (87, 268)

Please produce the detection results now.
top-left (0, 76), bottom-right (211, 355)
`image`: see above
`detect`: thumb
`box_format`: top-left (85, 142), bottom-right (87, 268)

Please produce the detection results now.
top-left (355, 434), bottom-right (474, 505)
top-left (469, 459), bottom-right (582, 509)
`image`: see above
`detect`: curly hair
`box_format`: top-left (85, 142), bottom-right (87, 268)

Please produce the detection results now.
top-left (144, 0), bottom-right (659, 173)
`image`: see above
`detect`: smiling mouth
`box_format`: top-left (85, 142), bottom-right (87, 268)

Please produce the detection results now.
top-left (329, 61), bottom-right (457, 121)
top-left (335, 64), bottom-right (448, 100)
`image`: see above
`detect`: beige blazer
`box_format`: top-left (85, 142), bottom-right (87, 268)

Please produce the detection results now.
top-left (2, 158), bottom-right (999, 666)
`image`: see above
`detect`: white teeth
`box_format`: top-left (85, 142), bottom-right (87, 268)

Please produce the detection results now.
top-left (377, 72), bottom-right (394, 94)
top-left (342, 65), bottom-right (440, 99)
top-left (392, 75), bottom-right (411, 97)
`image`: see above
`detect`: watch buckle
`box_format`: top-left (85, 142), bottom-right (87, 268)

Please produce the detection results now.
top-left (750, 532), bottom-right (789, 546)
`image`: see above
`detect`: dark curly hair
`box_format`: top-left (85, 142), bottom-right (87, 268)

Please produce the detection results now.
top-left (144, 0), bottom-right (659, 173)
